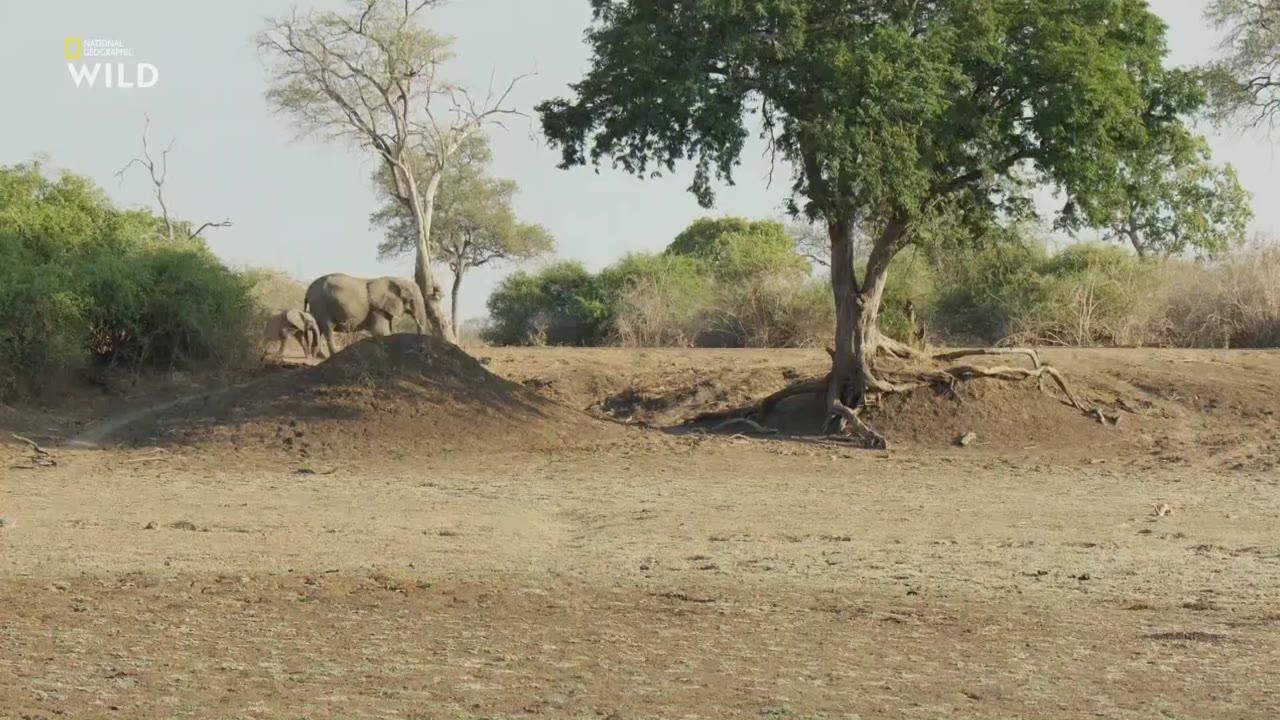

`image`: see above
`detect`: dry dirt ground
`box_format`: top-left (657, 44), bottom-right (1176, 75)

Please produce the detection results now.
top-left (1, 343), bottom-right (1278, 719)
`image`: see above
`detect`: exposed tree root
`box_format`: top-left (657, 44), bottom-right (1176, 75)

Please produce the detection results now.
top-left (684, 345), bottom-right (1117, 446)
top-left (827, 401), bottom-right (888, 449)
top-left (709, 417), bottom-right (778, 435)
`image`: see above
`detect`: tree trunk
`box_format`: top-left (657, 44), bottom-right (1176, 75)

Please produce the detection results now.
top-left (450, 265), bottom-right (463, 338)
top-left (408, 172), bottom-right (457, 343)
top-left (1128, 214), bottom-right (1148, 259)
top-left (825, 216), bottom-right (904, 430)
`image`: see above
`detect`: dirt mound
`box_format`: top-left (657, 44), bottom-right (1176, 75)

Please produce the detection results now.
top-left (756, 378), bottom-right (1122, 455)
top-left (479, 347), bottom-right (1278, 466)
top-left (107, 335), bottom-right (612, 462)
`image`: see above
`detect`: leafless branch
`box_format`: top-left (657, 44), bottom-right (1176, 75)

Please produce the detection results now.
top-left (116, 115), bottom-right (176, 241)
top-left (116, 116), bottom-right (232, 243)
top-left (188, 220), bottom-right (233, 240)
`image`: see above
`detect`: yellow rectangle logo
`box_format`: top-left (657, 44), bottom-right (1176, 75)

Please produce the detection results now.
top-left (65, 36), bottom-right (81, 60)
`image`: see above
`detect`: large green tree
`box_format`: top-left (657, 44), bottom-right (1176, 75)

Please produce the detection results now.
top-left (1063, 127), bottom-right (1252, 259)
top-left (540, 0), bottom-right (1198, 441)
top-left (373, 135), bottom-right (555, 331)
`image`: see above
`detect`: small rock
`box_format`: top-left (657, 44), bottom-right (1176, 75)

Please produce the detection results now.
top-left (957, 431), bottom-right (978, 447)
top-left (143, 521), bottom-right (157, 530)
top-left (1152, 503), bottom-right (1174, 517)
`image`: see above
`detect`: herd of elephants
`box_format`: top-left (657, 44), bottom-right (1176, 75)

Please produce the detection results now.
top-left (264, 273), bottom-right (428, 359)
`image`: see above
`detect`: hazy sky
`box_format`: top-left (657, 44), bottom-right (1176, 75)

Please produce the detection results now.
top-left (1, 1), bottom-right (1275, 323)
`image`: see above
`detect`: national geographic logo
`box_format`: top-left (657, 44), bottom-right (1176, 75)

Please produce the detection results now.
top-left (65, 35), bottom-right (157, 88)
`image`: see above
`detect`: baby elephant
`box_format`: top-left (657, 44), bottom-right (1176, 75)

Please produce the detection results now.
top-left (264, 309), bottom-right (321, 359)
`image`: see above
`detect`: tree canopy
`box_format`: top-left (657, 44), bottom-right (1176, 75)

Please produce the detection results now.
top-left (1204, 0), bottom-right (1280, 126)
top-left (1061, 124), bottom-right (1252, 259)
top-left (540, 0), bottom-right (1193, 231)
top-left (373, 134), bottom-right (554, 329)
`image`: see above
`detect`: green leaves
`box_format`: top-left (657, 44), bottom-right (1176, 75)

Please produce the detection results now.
top-left (373, 134), bottom-right (554, 273)
top-left (0, 164), bottom-right (255, 398)
top-left (540, 0), bottom-right (1194, 236)
top-left (664, 216), bottom-right (809, 281)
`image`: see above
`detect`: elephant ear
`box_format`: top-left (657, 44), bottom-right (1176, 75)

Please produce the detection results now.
top-left (284, 309), bottom-right (308, 332)
top-left (368, 278), bottom-right (405, 318)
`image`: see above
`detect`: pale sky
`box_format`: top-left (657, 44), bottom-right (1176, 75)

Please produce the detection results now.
top-left (1, 1), bottom-right (1275, 323)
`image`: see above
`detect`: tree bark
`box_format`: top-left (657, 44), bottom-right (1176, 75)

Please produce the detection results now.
top-left (1128, 213), bottom-right (1148, 259)
top-left (407, 171), bottom-right (457, 343)
top-left (825, 215), bottom-right (904, 432)
top-left (450, 265), bottom-right (463, 337)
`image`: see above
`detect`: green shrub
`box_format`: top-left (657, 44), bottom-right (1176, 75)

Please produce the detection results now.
top-left (605, 253), bottom-right (712, 346)
top-left (930, 237), bottom-right (1049, 343)
top-left (665, 216), bottom-right (809, 281)
top-left (877, 247), bottom-right (937, 344)
top-left (483, 218), bottom-right (832, 348)
top-left (483, 261), bottom-right (610, 346)
top-left (0, 162), bottom-right (256, 399)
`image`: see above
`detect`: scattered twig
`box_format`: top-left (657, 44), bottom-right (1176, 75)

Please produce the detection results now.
top-left (295, 467), bottom-right (337, 476)
top-left (124, 456), bottom-right (168, 464)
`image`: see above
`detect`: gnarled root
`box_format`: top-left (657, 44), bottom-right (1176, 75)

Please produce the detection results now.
top-left (878, 347), bottom-right (1117, 425)
top-left (827, 400), bottom-right (888, 449)
top-left (685, 345), bottom-right (1115, 445)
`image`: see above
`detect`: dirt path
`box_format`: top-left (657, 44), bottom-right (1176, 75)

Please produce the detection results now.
top-left (67, 387), bottom-right (231, 448)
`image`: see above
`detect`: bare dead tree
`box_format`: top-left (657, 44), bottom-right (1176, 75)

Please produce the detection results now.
top-left (258, 0), bottom-right (531, 344)
top-left (116, 116), bottom-right (232, 242)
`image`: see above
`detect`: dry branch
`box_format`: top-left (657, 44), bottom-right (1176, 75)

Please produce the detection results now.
top-left (11, 434), bottom-right (51, 456)
top-left (10, 433), bottom-right (56, 468)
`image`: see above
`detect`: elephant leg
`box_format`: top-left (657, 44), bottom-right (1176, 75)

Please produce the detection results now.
top-left (277, 337), bottom-right (287, 357)
top-left (368, 314), bottom-right (393, 337)
top-left (322, 326), bottom-right (337, 357)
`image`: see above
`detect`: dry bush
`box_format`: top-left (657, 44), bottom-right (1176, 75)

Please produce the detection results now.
top-left (1003, 268), bottom-right (1165, 346)
top-left (706, 275), bottom-right (833, 348)
top-left (612, 275), bottom-right (710, 347)
top-left (1161, 242), bottom-right (1280, 348)
top-left (243, 268), bottom-right (308, 313)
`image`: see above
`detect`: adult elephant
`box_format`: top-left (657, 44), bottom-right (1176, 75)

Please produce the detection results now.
top-left (304, 274), bottom-right (428, 357)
